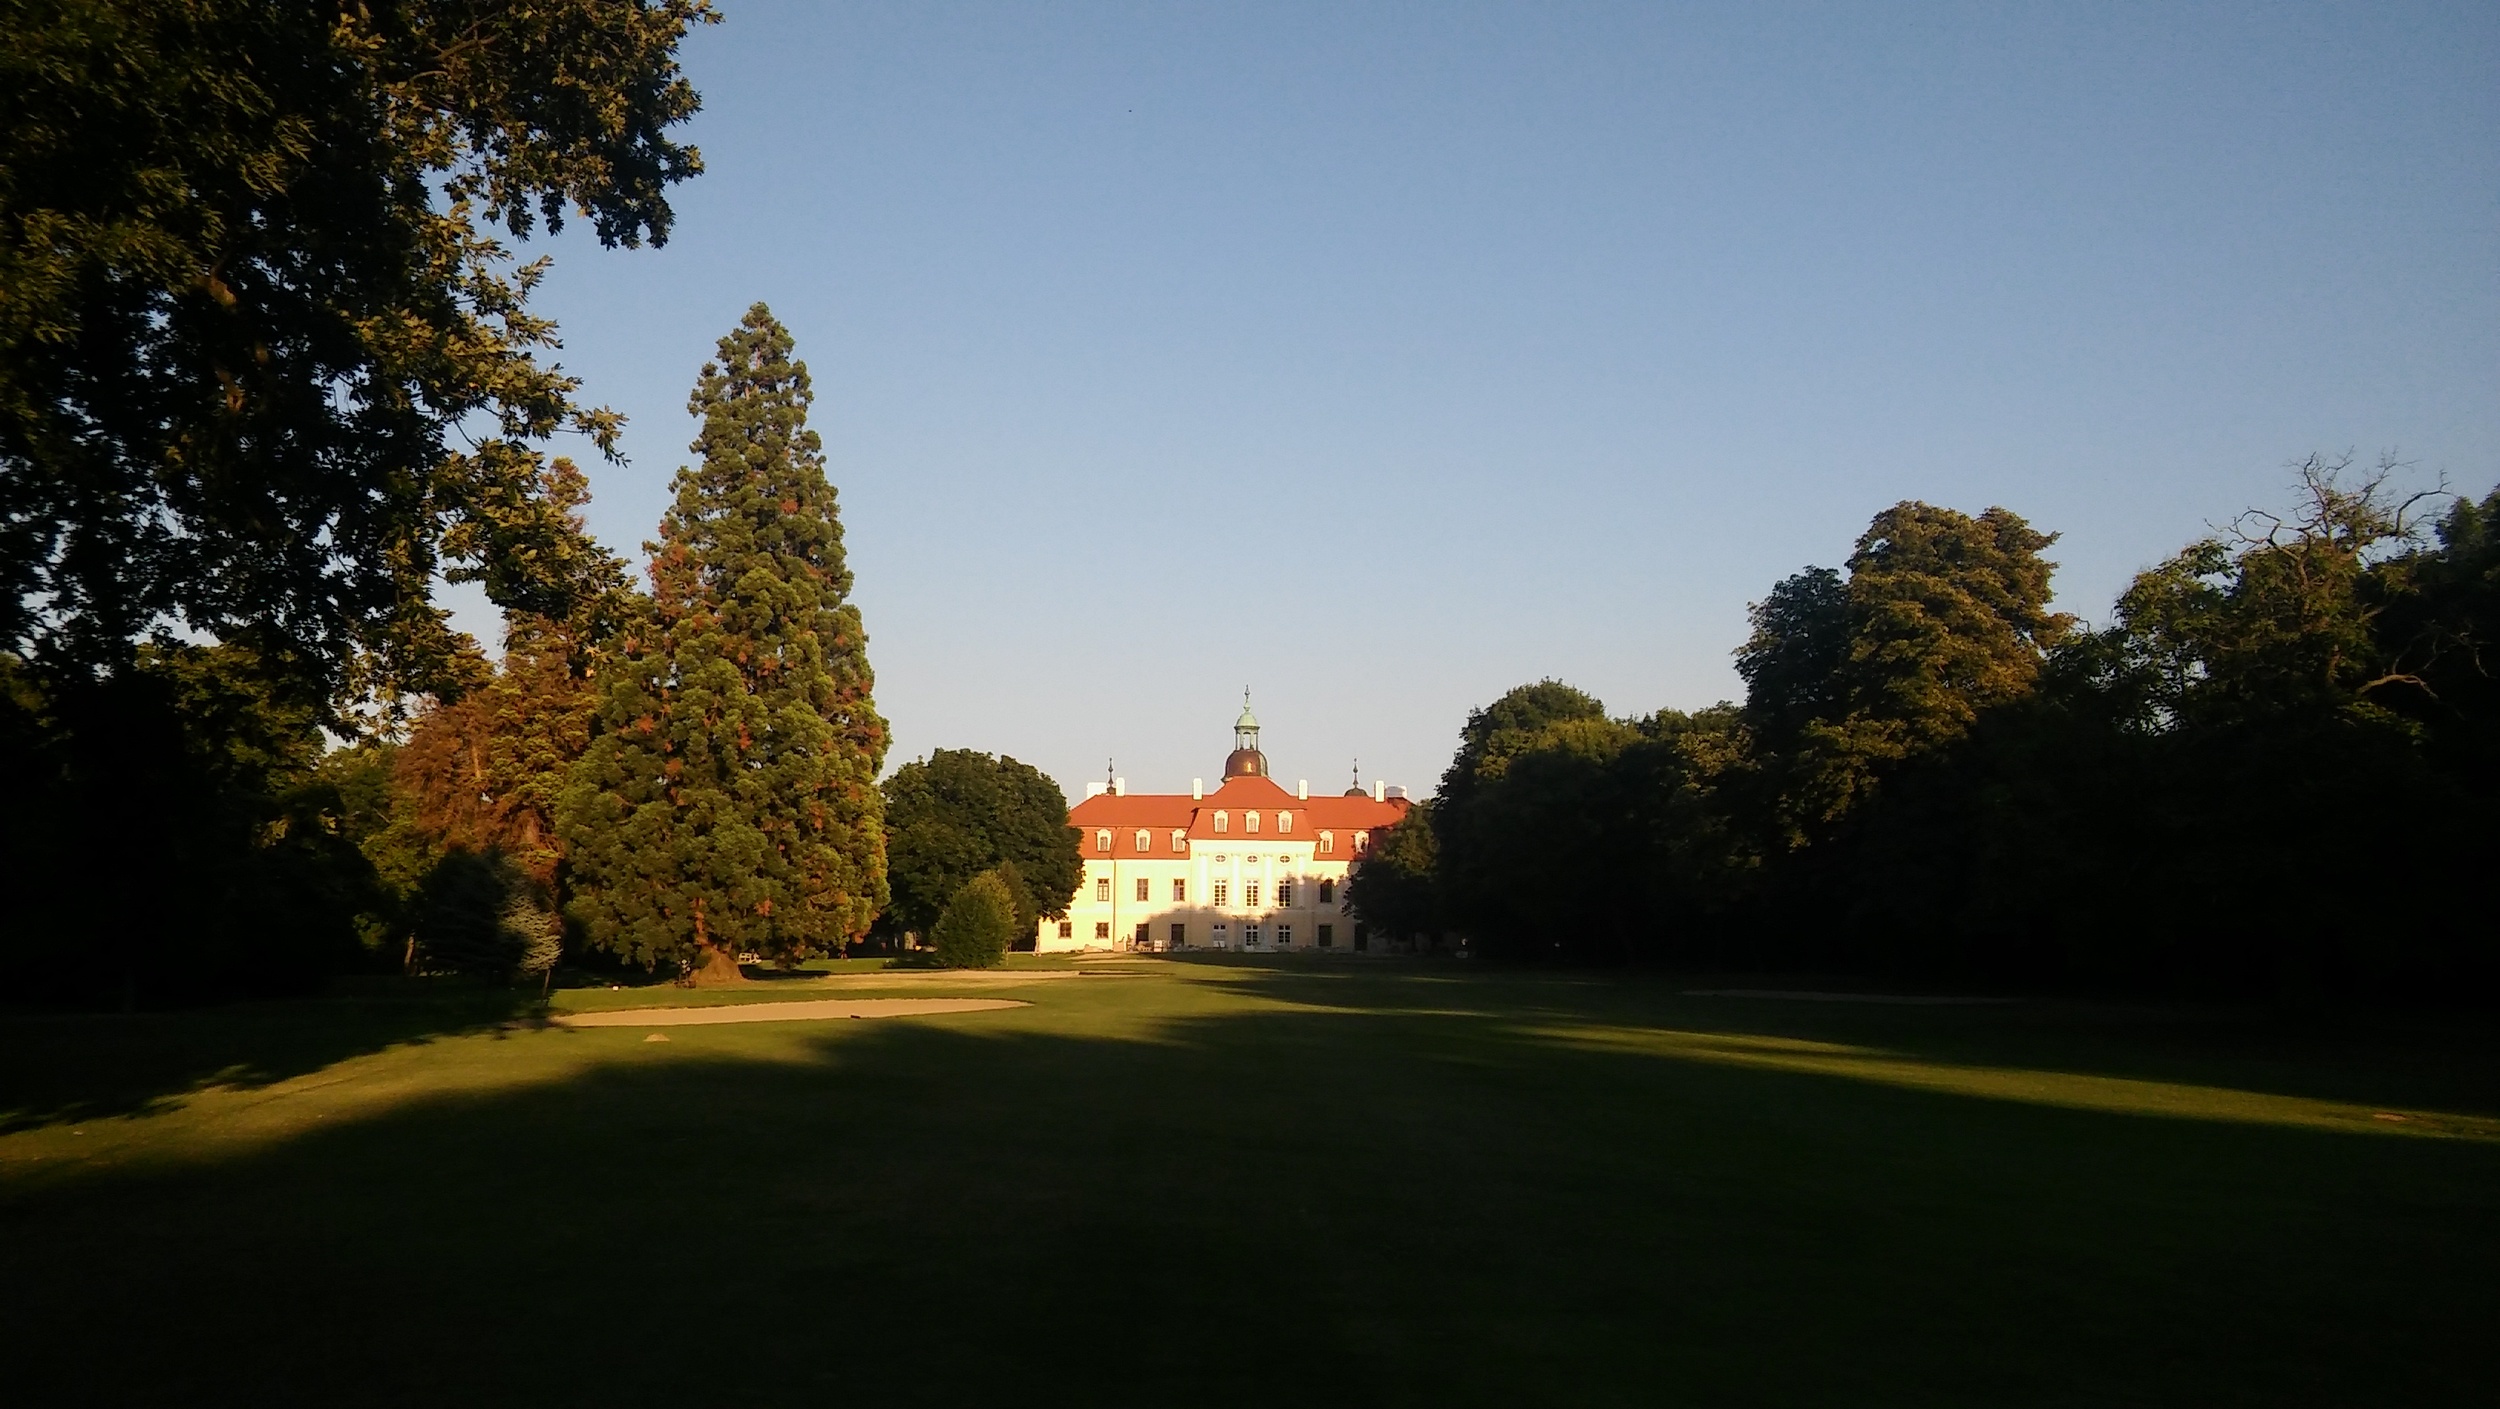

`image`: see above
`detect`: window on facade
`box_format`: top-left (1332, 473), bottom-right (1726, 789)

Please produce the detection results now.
top-left (1170, 829), bottom-right (1187, 852)
top-left (1133, 922), bottom-right (1149, 947)
top-left (1318, 831), bottom-right (1334, 855)
top-left (1212, 881), bottom-right (1228, 907)
top-left (1278, 811), bottom-right (1293, 833)
top-left (1095, 829), bottom-right (1112, 853)
top-left (1353, 830), bottom-right (1369, 854)
top-left (1171, 878), bottom-right (1186, 902)
top-left (1134, 829), bottom-right (1150, 851)
top-left (1169, 922), bottom-right (1186, 948)
top-left (1213, 922), bottom-right (1230, 947)
top-left (1135, 877), bottom-right (1149, 903)
top-left (1245, 810), bottom-right (1260, 834)
top-left (1244, 923), bottom-right (1262, 947)
top-left (1095, 878), bottom-right (1110, 903)
top-left (1057, 920), bottom-right (1073, 939)
top-left (1277, 924), bottom-right (1293, 947)
top-left (1318, 923), bottom-right (1334, 947)
top-left (1094, 921), bottom-right (1110, 940)
top-left (1319, 879), bottom-right (1335, 905)
top-left (1244, 881), bottom-right (1261, 908)
top-left (1213, 811), bottom-right (1228, 834)
top-left (1277, 881), bottom-right (1294, 907)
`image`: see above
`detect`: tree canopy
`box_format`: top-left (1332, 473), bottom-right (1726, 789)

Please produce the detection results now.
top-left (1367, 473), bottom-right (2498, 995)
top-left (930, 869), bottom-right (1017, 970)
top-left (558, 304), bottom-right (888, 982)
top-left (1, 0), bottom-right (712, 711)
top-left (879, 749), bottom-right (1082, 944)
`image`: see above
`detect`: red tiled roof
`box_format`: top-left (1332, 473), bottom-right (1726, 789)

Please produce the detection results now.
top-left (1067, 773), bottom-right (1411, 857)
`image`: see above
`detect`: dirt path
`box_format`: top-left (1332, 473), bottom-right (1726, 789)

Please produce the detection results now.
top-left (551, 998), bottom-right (1030, 1028)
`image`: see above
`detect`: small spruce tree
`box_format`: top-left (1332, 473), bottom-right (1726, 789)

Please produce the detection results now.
top-left (931, 870), bottom-right (1017, 969)
top-left (558, 305), bottom-right (889, 983)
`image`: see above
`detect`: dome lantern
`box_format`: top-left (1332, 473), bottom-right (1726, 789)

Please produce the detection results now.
top-left (1223, 688), bottom-right (1267, 779)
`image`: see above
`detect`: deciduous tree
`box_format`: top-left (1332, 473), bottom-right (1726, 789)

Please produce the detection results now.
top-left (931, 870), bottom-right (1016, 970)
top-left (879, 749), bottom-right (1081, 945)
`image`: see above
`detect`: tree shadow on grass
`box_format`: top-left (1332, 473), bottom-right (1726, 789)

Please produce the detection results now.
top-left (0, 978), bottom-right (541, 1135)
top-left (3, 987), bottom-right (2497, 1407)
top-left (1187, 958), bottom-right (2500, 1124)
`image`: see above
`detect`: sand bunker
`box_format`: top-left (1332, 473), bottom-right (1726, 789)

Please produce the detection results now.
top-left (553, 998), bottom-right (1029, 1028)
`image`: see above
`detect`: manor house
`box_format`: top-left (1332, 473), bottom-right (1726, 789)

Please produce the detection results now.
top-left (1041, 699), bottom-right (1411, 953)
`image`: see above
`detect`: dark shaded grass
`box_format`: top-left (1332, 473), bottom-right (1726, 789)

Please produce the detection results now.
top-left (2, 962), bottom-right (2494, 1406)
top-left (0, 982), bottom-right (536, 1134)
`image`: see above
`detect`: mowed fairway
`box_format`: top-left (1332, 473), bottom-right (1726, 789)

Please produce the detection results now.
top-left (3, 958), bottom-right (2495, 1407)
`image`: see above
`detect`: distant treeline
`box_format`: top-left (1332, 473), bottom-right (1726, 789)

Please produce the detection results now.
top-left (1352, 458), bottom-right (2500, 999)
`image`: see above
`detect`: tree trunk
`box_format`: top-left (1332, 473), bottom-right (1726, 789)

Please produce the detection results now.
top-left (685, 938), bottom-right (748, 987)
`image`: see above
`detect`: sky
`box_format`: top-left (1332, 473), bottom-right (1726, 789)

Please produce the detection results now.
top-left (462, 0), bottom-right (2500, 802)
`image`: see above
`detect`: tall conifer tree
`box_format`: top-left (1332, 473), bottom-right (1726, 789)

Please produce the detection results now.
top-left (558, 305), bottom-right (887, 981)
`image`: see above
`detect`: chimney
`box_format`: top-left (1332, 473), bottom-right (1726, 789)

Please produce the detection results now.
top-left (1297, 779), bottom-right (1309, 800)
top-left (1386, 785), bottom-right (1407, 800)
top-left (1191, 778), bottom-right (1204, 800)
top-left (1085, 781), bottom-right (1107, 799)
top-left (1113, 777), bottom-right (1125, 797)
top-left (1371, 779), bottom-right (1385, 802)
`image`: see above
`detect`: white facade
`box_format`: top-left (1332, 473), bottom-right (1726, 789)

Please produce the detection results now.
top-left (1039, 704), bottom-right (1410, 953)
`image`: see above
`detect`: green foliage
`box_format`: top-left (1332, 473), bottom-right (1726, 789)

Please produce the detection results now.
top-left (397, 460), bottom-right (630, 888)
top-left (1, 0), bottom-right (712, 710)
top-left (0, 643), bottom-right (376, 1003)
top-left (558, 305), bottom-right (889, 973)
top-left (412, 848), bottom-right (554, 982)
top-left (1735, 565), bottom-right (1850, 750)
top-left (930, 870), bottom-right (1017, 969)
top-left (1772, 502), bottom-right (2071, 836)
top-left (1406, 472), bottom-right (2497, 996)
top-left (879, 749), bottom-right (1082, 943)
top-left (1418, 690), bottom-right (1755, 963)
top-left (1346, 799), bottom-right (1443, 941)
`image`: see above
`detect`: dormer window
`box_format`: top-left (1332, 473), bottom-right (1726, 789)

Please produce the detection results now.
top-left (1319, 830), bottom-right (1334, 856)
top-left (1213, 811), bottom-right (1228, 834)
top-left (1095, 829), bottom-right (1112, 853)
top-left (1134, 829), bottom-right (1150, 852)
top-left (1353, 830), bottom-right (1369, 854)
top-left (1278, 811), bottom-right (1293, 834)
top-left (1245, 811), bottom-right (1261, 834)
top-left (1170, 829), bottom-right (1187, 853)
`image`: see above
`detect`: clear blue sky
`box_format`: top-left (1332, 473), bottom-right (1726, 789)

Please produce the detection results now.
top-left (470, 0), bottom-right (2500, 801)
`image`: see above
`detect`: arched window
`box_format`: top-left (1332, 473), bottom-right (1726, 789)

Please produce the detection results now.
top-left (1170, 829), bottom-right (1187, 852)
top-left (1095, 829), bottom-right (1112, 853)
top-left (1319, 831), bottom-right (1334, 856)
top-left (1245, 811), bottom-right (1261, 834)
top-left (1213, 811), bottom-right (1228, 834)
top-left (1278, 811), bottom-right (1294, 834)
top-left (1353, 830), bottom-right (1369, 854)
top-left (1134, 829), bottom-right (1150, 852)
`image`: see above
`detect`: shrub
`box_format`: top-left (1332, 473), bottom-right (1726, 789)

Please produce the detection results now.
top-left (931, 870), bottom-right (1017, 969)
top-left (413, 849), bottom-right (558, 982)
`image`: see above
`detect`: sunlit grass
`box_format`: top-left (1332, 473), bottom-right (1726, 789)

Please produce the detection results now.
top-left (4, 959), bottom-right (2495, 1404)
top-left (1523, 1021), bottom-right (2500, 1141)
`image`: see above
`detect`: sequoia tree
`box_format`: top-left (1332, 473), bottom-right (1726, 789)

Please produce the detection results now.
top-left (558, 306), bottom-right (889, 982)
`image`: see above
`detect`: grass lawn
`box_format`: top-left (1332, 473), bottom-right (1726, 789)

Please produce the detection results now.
top-left (3, 956), bottom-right (2495, 1406)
